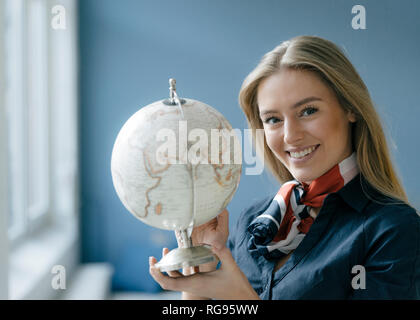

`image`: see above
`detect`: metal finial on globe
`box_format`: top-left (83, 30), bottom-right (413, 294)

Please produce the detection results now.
top-left (169, 78), bottom-right (176, 89)
top-left (164, 78), bottom-right (186, 106)
top-left (169, 78), bottom-right (176, 103)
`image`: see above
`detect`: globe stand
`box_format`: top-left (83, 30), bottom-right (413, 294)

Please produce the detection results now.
top-left (111, 78), bottom-right (241, 274)
top-left (154, 229), bottom-right (216, 272)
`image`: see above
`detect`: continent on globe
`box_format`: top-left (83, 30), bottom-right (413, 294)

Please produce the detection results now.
top-left (111, 97), bottom-right (242, 231)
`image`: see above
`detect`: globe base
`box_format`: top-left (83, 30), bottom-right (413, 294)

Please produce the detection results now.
top-left (155, 245), bottom-right (216, 272)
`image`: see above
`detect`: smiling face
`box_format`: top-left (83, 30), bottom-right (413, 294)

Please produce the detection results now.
top-left (257, 68), bottom-right (356, 184)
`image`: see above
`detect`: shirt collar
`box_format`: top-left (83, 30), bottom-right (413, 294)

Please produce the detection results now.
top-left (336, 173), bottom-right (371, 213)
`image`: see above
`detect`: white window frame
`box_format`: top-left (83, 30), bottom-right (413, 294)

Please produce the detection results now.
top-left (0, 0), bottom-right (10, 300)
top-left (4, 0), bottom-right (27, 246)
top-left (4, 0), bottom-right (80, 300)
top-left (26, 0), bottom-right (51, 231)
top-left (5, 0), bottom-right (52, 247)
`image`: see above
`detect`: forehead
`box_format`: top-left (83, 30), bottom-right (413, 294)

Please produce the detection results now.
top-left (257, 68), bottom-right (332, 109)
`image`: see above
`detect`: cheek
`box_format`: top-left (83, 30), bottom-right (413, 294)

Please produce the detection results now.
top-left (317, 115), bottom-right (350, 147)
top-left (311, 111), bottom-right (337, 134)
top-left (265, 130), bottom-right (285, 155)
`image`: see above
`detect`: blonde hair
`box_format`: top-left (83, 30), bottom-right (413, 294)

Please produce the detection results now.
top-left (239, 35), bottom-right (409, 205)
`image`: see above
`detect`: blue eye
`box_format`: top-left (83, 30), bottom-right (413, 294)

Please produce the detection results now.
top-left (301, 106), bottom-right (318, 116)
top-left (263, 117), bottom-right (282, 124)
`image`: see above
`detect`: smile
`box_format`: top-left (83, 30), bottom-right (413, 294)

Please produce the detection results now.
top-left (286, 144), bottom-right (320, 162)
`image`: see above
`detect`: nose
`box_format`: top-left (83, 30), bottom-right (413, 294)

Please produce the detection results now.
top-left (283, 118), bottom-right (304, 145)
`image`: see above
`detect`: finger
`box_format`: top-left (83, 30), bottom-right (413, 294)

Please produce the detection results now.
top-left (212, 209), bottom-right (229, 250)
top-left (217, 209), bottom-right (229, 232)
top-left (160, 248), bottom-right (183, 278)
top-left (162, 247), bottom-right (170, 257)
top-left (166, 269), bottom-right (184, 277)
top-left (149, 254), bottom-right (182, 277)
top-left (149, 256), bottom-right (158, 266)
top-left (149, 256), bottom-right (159, 277)
top-left (182, 265), bottom-right (198, 276)
top-left (149, 262), bottom-right (176, 291)
top-left (150, 263), bottom-right (201, 292)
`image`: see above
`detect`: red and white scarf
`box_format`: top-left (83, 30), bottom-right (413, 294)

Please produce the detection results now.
top-left (247, 152), bottom-right (359, 259)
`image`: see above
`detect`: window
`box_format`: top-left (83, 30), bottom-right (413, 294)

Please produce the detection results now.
top-left (4, 0), bottom-right (26, 242)
top-left (2, 0), bottom-right (79, 299)
top-left (0, 0), bottom-right (10, 300)
top-left (5, 0), bottom-right (50, 244)
top-left (4, 0), bottom-right (78, 245)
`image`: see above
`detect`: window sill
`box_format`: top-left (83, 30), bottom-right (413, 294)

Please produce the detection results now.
top-left (9, 216), bottom-right (79, 300)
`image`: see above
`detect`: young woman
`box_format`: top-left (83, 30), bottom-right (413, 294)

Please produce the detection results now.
top-left (149, 35), bottom-right (420, 299)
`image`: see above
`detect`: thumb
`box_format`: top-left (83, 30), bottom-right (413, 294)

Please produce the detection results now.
top-left (217, 209), bottom-right (229, 231)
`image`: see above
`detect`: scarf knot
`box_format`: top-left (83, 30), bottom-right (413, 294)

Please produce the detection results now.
top-left (247, 152), bottom-right (359, 260)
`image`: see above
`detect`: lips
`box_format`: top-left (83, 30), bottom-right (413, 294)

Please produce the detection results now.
top-left (286, 144), bottom-right (320, 161)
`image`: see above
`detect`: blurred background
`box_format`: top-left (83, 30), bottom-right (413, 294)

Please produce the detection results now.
top-left (0, 0), bottom-right (419, 299)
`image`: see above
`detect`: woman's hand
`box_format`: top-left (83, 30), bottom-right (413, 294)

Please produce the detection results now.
top-left (180, 208), bottom-right (230, 274)
top-left (189, 208), bottom-right (229, 250)
top-left (149, 245), bottom-right (261, 300)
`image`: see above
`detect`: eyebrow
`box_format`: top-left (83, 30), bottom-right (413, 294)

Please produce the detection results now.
top-left (259, 96), bottom-right (323, 117)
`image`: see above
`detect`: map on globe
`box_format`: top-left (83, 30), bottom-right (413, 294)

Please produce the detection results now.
top-left (111, 98), bottom-right (242, 231)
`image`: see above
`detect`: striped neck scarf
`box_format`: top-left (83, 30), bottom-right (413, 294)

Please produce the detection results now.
top-left (247, 152), bottom-right (359, 260)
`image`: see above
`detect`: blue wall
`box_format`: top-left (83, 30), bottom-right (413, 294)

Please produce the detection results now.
top-left (78, 0), bottom-right (420, 292)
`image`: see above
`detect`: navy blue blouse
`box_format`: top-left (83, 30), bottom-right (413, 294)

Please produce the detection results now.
top-left (227, 174), bottom-right (420, 299)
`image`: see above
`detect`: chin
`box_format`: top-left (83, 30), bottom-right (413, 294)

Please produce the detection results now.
top-left (291, 171), bottom-right (320, 184)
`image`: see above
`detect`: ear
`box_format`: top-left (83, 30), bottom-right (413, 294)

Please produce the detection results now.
top-left (346, 110), bottom-right (357, 123)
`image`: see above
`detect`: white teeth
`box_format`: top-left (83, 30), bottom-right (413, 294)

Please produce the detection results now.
top-left (289, 146), bottom-right (316, 159)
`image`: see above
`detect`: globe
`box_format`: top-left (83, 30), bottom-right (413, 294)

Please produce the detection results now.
top-left (111, 79), bottom-right (242, 271)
